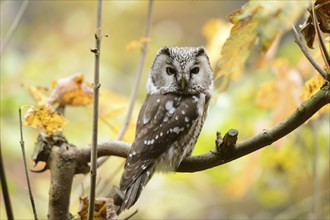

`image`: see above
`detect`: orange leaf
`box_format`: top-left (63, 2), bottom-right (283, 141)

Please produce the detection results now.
top-left (78, 197), bottom-right (117, 220)
top-left (48, 73), bottom-right (93, 106)
top-left (27, 86), bottom-right (49, 106)
top-left (126, 37), bottom-right (151, 50)
top-left (256, 59), bottom-right (303, 124)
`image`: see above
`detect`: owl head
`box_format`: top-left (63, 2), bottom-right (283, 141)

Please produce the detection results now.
top-left (147, 47), bottom-right (213, 96)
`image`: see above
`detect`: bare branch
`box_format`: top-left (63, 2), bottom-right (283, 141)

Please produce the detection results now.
top-left (48, 146), bottom-right (75, 220)
top-left (0, 145), bottom-right (14, 220)
top-left (0, 0), bottom-right (29, 55)
top-left (177, 83), bottom-right (330, 172)
top-left (83, 84), bottom-right (330, 173)
top-left (96, 0), bottom-right (154, 168)
top-left (311, 1), bottom-right (330, 69)
top-left (292, 25), bottom-right (330, 81)
top-left (88, 0), bottom-right (103, 219)
top-left (116, 0), bottom-right (154, 140)
top-left (18, 108), bottom-right (38, 220)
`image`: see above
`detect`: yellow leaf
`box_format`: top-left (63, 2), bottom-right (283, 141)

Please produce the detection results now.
top-left (27, 86), bottom-right (49, 106)
top-left (126, 37), bottom-right (151, 50)
top-left (256, 59), bottom-right (303, 124)
top-left (24, 105), bottom-right (66, 135)
top-left (48, 73), bottom-right (93, 106)
top-left (202, 19), bottom-right (232, 70)
top-left (216, 1), bottom-right (306, 83)
top-left (301, 74), bottom-right (329, 122)
top-left (78, 197), bottom-right (117, 220)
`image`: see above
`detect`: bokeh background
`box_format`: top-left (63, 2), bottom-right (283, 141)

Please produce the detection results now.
top-left (1, 1), bottom-right (329, 219)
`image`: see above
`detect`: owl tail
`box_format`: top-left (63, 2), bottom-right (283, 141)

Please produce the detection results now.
top-left (120, 168), bottom-right (154, 212)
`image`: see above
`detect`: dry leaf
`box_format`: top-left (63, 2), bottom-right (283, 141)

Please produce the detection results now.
top-left (27, 86), bottom-right (49, 106)
top-left (78, 197), bottom-right (117, 220)
top-left (300, 0), bottom-right (330, 48)
top-left (256, 59), bottom-right (303, 124)
top-left (48, 73), bottom-right (93, 106)
top-left (202, 19), bottom-right (232, 70)
top-left (24, 105), bottom-right (66, 135)
top-left (216, 1), bottom-right (306, 83)
top-left (126, 37), bottom-right (151, 50)
top-left (301, 74), bottom-right (328, 122)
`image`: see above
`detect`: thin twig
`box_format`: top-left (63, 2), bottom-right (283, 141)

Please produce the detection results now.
top-left (311, 1), bottom-right (330, 69)
top-left (88, 0), bottom-right (103, 218)
top-left (97, 0), bottom-right (154, 167)
top-left (123, 209), bottom-right (138, 220)
top-left (116, 0), bottom-right (154, 141)
top-left (19, 108), bottom-right (38, 220)
top-left (0, 145), bottom-right (14, 220)
top-left (0, 0), bottom-right (29, 55)
top-left (311, 120), bottom-right (320, 218)
top-left (292, 25), bottom-right (330, 81)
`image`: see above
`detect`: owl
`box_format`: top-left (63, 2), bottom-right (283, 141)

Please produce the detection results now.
top-left (119, 46), bottom-right (213, 211)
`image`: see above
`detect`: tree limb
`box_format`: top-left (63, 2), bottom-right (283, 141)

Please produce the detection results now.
top-left (292, 25), bottom-right (330, 81)
top-left (80, 83), bottom-right (329, 172)
top-left (116, 0), bottom-right (154, 141)
top-left (0, 0), bottom-right (29, 55)
top-left (88, 0), bottom-right (103, 218)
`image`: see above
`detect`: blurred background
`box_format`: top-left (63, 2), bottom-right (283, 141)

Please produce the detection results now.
top-left (1, 0), bottom-right (329, 219)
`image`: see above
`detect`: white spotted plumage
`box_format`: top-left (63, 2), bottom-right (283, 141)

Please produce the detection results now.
top-left (119, 46), bottom-right (213, 211)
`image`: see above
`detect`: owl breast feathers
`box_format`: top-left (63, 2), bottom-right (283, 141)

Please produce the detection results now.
top-left (119, 46), bottom-right (213, 211)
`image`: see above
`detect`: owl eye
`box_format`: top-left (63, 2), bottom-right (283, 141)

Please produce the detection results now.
top-left (166, 67), bottom-right (177, 75)
top-left (190, 67), bottom-right (199, 74)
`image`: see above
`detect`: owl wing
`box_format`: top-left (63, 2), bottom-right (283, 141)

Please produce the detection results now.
top-left (120, 93), bottom-right (202, 190)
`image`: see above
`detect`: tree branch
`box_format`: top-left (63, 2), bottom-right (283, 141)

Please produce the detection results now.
top-left (0, 0), bottom-right (29, 55)
top-left (0, 145), bottom-right (14, 220)
top-left (96, 0), bottom-right (154, 168)
top-left (88, 0), bottom-right (103, 219)
top-left (116, 0), bottom-right (154, 141)
top-left (19, 108), bottom-right (38, 220)
top-left (292, 25), bottom-right (330, 81)
top-left (81, 83), bottom-right (329, 172)
top-left (311, 0), bottom-right (330, 69)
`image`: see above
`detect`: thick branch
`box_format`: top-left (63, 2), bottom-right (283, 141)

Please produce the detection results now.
top-left (48, 145), bottom-right (77, 220)
top-left (82, 84), bottom-right (329, 172)
top-left (177, 83), bottom-right (330, 172)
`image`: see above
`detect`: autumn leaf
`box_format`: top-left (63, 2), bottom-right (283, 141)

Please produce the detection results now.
top-left (301, 74), bottom-right (329, 121)
top-left (126, 37), bottom-right (151, 50)
top-left (216, 1), bottom-right (306, 82)
top-left (48, 73), bottom-right (93, 106)
top-left (202, 19), bottom-right (232, 71)
top-left (78, 197), bottom-right (117, 220)
top-left (300, 0), bottom-right (330, 49)
top-left (256, 59), bottom-right (303, 124)
top-left (24, 105), bottom-right (66, 135)
top-left (27, 86), bottom-right (49, 106)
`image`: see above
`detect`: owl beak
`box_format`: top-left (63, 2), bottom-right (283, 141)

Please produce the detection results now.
top-left (178, 76), bottom-right (188, 90)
